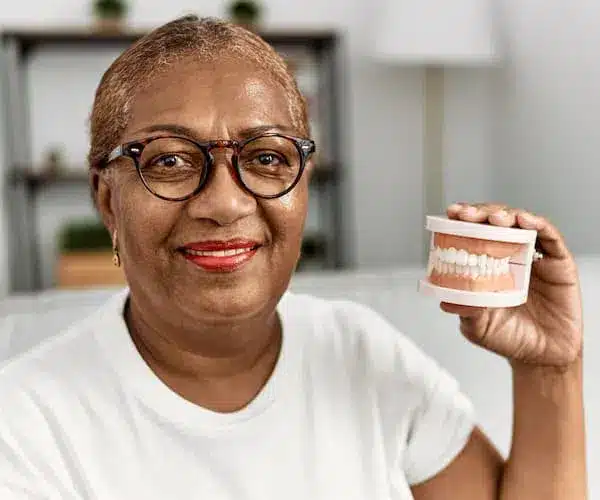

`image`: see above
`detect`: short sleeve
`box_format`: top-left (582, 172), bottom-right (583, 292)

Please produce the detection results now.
top-left (402, 363), bottom-right (476, 485)
top-left (328, 298), bottom-right (477, 487)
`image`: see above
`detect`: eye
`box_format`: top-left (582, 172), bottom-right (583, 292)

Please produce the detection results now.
top-left (254, 152), bottom-right (284, 166)
top-left (155, 154), bottom-right (186, 168)
top-left (259, 153), bottom-right (276, 165)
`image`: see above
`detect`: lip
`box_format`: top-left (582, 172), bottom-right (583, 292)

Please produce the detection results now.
top-left (179, 239), bottom-right (261, 272)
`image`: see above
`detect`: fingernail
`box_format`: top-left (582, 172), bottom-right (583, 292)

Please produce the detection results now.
top-left (448, 203), bottom-right (462, 212)
top-left (492, 209), bottom-right (508, 217)
top-left (520, 212), bottom-right (536, 222)
top-left (464, 206), bottom-right (479, 215)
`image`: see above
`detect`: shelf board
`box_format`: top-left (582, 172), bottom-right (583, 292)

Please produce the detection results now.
top-left (1, 26), bottom-right (337, 58)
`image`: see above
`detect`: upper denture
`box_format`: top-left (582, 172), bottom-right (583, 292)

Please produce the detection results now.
top-left (433, 233), bottom-right (522, 259)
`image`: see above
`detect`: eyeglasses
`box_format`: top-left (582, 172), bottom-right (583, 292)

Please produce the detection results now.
top-left (106, 133), bottom-right (316, 201)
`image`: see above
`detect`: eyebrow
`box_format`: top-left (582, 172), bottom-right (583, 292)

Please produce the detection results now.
top-left (131, 123), bottom-right (297, 141)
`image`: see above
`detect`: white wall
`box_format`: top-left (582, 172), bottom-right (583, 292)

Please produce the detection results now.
top-left (493, 0), bottom-right (600, 253)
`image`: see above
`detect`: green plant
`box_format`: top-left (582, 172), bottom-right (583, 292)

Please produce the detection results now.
top-left (228, 0), bottom-right (262, 22)
top-left (93, 0), bottom-right (128, 18)
top-left (59, 219), bottom-right (112, 252)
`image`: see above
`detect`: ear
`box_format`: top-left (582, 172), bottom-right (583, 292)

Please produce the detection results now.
top-left (304, 158), bottom-right (316, 181)
top-left (90, 168), bottom-right (116, 233)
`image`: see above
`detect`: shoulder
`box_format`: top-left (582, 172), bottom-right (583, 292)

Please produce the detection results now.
top-left (0, 289), bottom-right (127, 400)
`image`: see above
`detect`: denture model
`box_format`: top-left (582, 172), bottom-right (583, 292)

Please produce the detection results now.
top-left (418, 216), bottom-right (538, 308)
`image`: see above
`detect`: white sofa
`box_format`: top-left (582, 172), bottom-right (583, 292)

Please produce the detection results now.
top-left (1, 256), bottom-right (599, 496)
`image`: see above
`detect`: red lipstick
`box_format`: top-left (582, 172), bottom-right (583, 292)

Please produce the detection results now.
top-left (180, 239), bottom-right (260, 272)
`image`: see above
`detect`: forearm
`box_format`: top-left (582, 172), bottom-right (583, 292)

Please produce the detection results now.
top-left (500, 354), bottom-right (587, 499)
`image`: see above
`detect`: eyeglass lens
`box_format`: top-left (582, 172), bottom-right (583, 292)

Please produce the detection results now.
top-left (137, 136), bottom-right (303, 199)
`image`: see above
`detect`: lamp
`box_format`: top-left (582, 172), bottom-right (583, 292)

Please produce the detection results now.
top-left (373, 0), bottom-right (500, 262)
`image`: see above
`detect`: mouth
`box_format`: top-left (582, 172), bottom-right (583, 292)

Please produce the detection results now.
top-left (179, 239), bottom-right (262, 272)
top-left (428, 233), bottom-right (523, 292)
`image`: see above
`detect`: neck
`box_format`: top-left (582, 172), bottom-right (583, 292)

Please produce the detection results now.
top-left (125, 294), bottom-right (282, 381)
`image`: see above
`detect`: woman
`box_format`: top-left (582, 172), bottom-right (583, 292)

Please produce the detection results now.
top-left (0, 16), bottom-right (586, 499)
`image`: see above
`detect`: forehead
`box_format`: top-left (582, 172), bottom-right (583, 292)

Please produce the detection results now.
top-left (125, 58), bottom-right (295, 139)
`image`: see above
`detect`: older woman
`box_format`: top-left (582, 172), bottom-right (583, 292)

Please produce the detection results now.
top-left (0, 15), bottom-right (586, 500)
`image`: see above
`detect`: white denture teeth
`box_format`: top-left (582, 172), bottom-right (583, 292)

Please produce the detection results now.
top-left (427, 246), bottom-right (513, 278)
top-left (456, 249), bottom-right (468, 266)
top-left (447, 247), bottom-right (457, 264)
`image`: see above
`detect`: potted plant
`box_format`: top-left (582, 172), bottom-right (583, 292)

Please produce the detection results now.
top-left (227, 0), bottom-right (263, 30)
top-left (92, 0), bottom-right (128, 31)
top-left (56, 219), bottom-right (126, 288)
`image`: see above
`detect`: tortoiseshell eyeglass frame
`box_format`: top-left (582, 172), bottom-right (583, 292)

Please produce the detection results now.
top-left (105, 132), bottom-right (316, 201)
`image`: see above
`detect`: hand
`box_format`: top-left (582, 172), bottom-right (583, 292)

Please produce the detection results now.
top-left (440, 203), bottom-right (583, 368)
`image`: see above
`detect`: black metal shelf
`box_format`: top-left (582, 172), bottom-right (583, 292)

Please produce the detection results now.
top-left (1, 27), bottom-right (338, 59)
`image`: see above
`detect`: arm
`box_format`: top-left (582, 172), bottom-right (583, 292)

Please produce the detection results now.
top-left (411, 356), bottom-right (587, 499)
top-left (500, 355), bottom-right (587, 499)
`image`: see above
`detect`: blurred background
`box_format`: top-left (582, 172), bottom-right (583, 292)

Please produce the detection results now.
top-left (1, 0), bottom-right (599, 293)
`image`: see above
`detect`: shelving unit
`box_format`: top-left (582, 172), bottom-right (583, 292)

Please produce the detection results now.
top-left (0, 26), bottom-right (345, 292)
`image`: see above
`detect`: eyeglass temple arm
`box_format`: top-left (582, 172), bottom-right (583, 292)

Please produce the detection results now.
top-left (107, 145), bottom-right (124, 163)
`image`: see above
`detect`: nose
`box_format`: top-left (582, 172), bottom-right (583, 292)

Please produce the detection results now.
top-left (185, 150), bottom-right (257, 226)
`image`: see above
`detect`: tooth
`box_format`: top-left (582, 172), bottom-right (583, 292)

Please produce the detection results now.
top-left (447, 248), bottom-right (457, 264)
top-left (492, 259), bottom-right (501, 276)
top-left (442, 262), bottom-right (449, 274)
top-left (224, 249), bottom-right (236, 256)
top-left (462, 265), bottom-right (470, 276)
top-left (448, 263), bottom-right (456, 275)
top-left (470, 266), bottom-right (479, 279)
top-left (468, 253), bottom-right (478, 267)
top-left (478, 254), bottom-right (487, 267)
top-left (486, 264), bottom-right (493, 276)
top-left (435, 259), bottom-right (442, 273)
top-left (456, 249), bottom-right (468, 266)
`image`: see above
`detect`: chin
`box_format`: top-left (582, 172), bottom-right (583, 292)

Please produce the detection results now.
top-left (173, 273), bottom-right (282, 322)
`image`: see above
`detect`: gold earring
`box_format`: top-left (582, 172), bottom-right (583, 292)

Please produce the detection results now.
top-left (112, 230), bottom-right (121, 267)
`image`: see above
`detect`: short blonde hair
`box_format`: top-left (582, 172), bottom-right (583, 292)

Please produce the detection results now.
top-left (88, 15), bottom-right (309, 171)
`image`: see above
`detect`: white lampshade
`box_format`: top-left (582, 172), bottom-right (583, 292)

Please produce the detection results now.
top-left (373, 0), bottom-right (500, 66)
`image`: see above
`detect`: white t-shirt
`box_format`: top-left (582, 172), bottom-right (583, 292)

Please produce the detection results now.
top-left (0, 290), bottom-right (475, 499)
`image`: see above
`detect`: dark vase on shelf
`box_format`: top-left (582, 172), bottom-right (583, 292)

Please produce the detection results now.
top-left (227, 0), bottom-right (262, 31)
top-left (92, 0), bottom-right (128, 32)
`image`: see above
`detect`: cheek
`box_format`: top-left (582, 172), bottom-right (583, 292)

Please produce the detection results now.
top-left (262, 186), bottom-right (308, 245)
top-left (113, 183), bottom-right (178, 258)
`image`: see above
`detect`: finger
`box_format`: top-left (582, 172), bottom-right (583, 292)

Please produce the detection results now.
top-left (447, 203), bottom-right (507, 223)
top-left (447, 202), bottom-right (467, 219)
top-left (515, 212), bottom-right (570, 260)
top-left (440, 302), bottom-right (486, 318)
top-left (487, 207), bottom-right (518, 227)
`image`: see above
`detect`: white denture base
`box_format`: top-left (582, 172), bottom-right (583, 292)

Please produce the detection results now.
top-left (427, 246), bottom-right (510, 279)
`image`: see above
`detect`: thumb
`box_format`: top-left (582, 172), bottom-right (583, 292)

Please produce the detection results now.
top-left (440, 302), bottom-right (489, 343)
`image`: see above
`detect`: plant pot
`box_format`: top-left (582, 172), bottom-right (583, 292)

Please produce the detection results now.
top-left (56, 251), bottom-right (126, 288)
